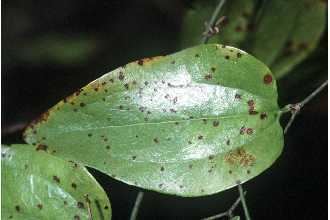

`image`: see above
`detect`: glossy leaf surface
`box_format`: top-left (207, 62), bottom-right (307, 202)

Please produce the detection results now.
top-left (2, 145), bottom-right (111, 220)
top-left (24, 44), bottom-right (284, 197)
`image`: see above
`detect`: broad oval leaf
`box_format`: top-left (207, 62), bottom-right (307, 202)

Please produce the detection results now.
top-left (24, 44), bottom-right (284, 197)
top-left (1, 145), bottom-right (111, 220)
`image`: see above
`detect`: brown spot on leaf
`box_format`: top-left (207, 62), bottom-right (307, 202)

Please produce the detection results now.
top-left (77, 202), bottom-right (84, 209)
top-left (118, 72), bottom-right (125, 81)
top-left (246, 128), bottom-right (253, 135)
top-left (260, 112), bottom-right (268, 120)
top-left (240, 126), bottom-right (246, 135)
top-left (213, 120), bottom-right (219, 127)
top-left (224, 148), bottom-right (256, 167)
top-left (71, 183), bottom-right (77, 189)
top-left (137, 60), bottom-right (144, 65)
top-left (53, 175), bottom-right (60, 183)
top-left (263, 74), bottom-right (273, 84)
top-left (204, 74), bottom-right (212, 80)
top-left (36, 144), bottom-right (48, 151)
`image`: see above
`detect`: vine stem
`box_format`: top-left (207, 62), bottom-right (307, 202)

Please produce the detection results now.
top-left (283, 80), bottom-right (328, 134)
top-left (238, 182), bottom-right (251, 220)
top-left (130, 191), bottom-right (144, 220)
top-left (201, 191), bottom-right (247, 220)
top-left (201, 0), bottom-right (226, 44)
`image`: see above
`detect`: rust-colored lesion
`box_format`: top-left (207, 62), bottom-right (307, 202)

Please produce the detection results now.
top-left (135, 56), bottom-right (163, 66)
top-left (224, 147), bottom-right (256, 167)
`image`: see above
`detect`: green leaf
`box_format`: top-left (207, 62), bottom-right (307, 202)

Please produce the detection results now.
top-left (230, 216), bottom-right (240, 220)
top-left (180, 0), bottom-right (255, 48)
top-left (2, 145), bottom-right (111, 220)
top-left (247, 0), bottom-right (302, 66)
top-left (24, 44), bottom-right (284, 197)
top-left (270, 0), bottom-right (326, 78)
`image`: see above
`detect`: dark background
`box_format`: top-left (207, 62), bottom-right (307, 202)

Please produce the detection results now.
top-left (2, 0), bottom-right (328, 219)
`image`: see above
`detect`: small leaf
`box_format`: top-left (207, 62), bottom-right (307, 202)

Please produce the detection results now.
top-left (247, 0), bottom-right (302, 66)
top-left (24, 44), bottom-right (284, 197)
top-left (270, 0), bottom-right (326, 78)
top-left (1, 145), bottom-right (111, 220)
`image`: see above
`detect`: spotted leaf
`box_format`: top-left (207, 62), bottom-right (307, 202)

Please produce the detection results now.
top-left (24, 44), bottom-right (284, 197)
top-left (1, 145), bottom-right (111, 220)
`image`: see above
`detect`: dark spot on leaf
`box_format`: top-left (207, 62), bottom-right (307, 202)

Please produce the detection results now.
top-left (24, 164), bottom-right (28, 169)
top-left (159, 183), bottom-right (163, 188)
top-left (102, 98), bottom-right (106, 101)
top-left (246, 128), bottom-right (253, 135)
top-left (118, 72), bottom-right (125, 81)
top-left (77, 202), bottom-right (84, 209)
top-left (247, 100), bottom-right (254, 106)
top-left (36, 144), bottom-right (48, 151)
top-left (132, 156), bottom-right (137, 160)
top-left (173, 97), bottom-right (178, 104)
top-left (135, 135), bottom-right (139, 138)
top-left (235, 94), bottom-right (241, 99)
top-left (229, 170), bottom-right (232, 174)
top-left (94, 88), bottom-right (99, 92)
top-left (249, 110), bottom-right (258, 115)
top-left (226, 140), bottom-right (230, 145)
top-left (260, 112), bottom-right (268, 120)
top-left (88, 133), bottom-right (92, 137)
top-left (237, 53), bottom-right (242, 58)
top-left (104, 205), bottom-right (109, 210)
top-left (170, 109), bottom-right (177, 113)
top-left (15, 205), bottom-right (20, 212)
top-left (263, 74), bottom-right (273, 84)
top-left (195, 54), bottom-right (200, 57)
top-left (137, 60), bottom-right (144, 65)
top-left (198, 135), bottom-right (203, 140)
top-left (160, 166), bottom-right (165, 171)
top-left (147, 111), bottom-right (151, 114)
top-left (104, 89), bottom-right (108, 93)
top-left (188, 141), bottom-right (192, 144)
top-left (109, 78), bottom-right (114, 83)
top-left (213, 120), bottom-right (219, 127)
top-left (247, 170), bottom-right (251, 174)
top-left (119, 105), bottom-right (124, 110)
top-left (64, 201), bottom-right (68, 205)
top-left (164, 94), bottom-right (170, 99)
top-left (189, 164), bottom-right (193, 169)
top-left (201, 189), bottom-right (205, 193)
top-left (225, 55), bottom-right (230, 60)
top-left (204, 74), bottom-right (212, 80)
top-left (208, 155), bottom-right (214, 160)
top-left (179, 185), bottom-right (184, 188)
top-left (208, 169), bottom-right (212, 173)
top-left (104, 138), bottom-right (108, 142)
top-left (72, 183), bottom-right (77, 189)
top-left (79, 103), bottom-right (85, 107)
top-left (171, 60), bottom-right (175, 64)
top-left (240, 126), bottom-right (246, 135)
top-left (153, 138), bottom-right (159, 143)
top-left (211, 67), bottom-right (216, 72)
top-left (106, 145), bottom-right (111, 150)
top-left (53, 176), bottom-right (60, 183)
top-left (42, 137), bottom-right (46, 140)
top-left (124, 83), bottom-right (129, 90)
top-left (37, 204), bottom-right (43, 210)
top-left (74, 215), bottom-right (80, 220)
top-left (175, 122), bottom-right (179, 125)
top-left (144, 81), bottom-right (149, 86)
top-left (202, 119), bottom-right (207, 124)
top-left (73, 108), bottom-right (78, 112)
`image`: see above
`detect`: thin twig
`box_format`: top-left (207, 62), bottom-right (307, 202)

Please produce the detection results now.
top-left (129, 191), bottom-right (144, 220)
top-left (238, 182), bottom-right (251, 220)
top-left (201, 0), bottom-right (226, 44)
top-left (284, 80), bottom-right (328, 134)
top-left (201, 191), bottom-right (247, 220)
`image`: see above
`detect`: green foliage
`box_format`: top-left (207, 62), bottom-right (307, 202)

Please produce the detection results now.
top-left (270, 0), bottom-right (326, 78)
top-left (180, 0), bottom-right (255, 48)
top-left (180, 0), bottom-right (326, 79)
top-left (2, 145), bottom-right (111, 220)
top-left (24, 44), bottom-right (283, 197)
